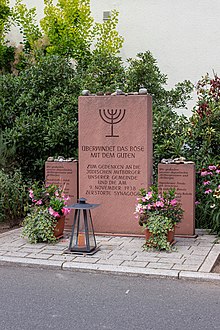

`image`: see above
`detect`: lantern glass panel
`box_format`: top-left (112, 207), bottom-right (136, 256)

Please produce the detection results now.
top-left (70, 209), bottom-right (96, 253)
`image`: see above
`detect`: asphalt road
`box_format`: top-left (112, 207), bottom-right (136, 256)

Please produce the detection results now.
top-left (0, 266), bottom-right (219, 330)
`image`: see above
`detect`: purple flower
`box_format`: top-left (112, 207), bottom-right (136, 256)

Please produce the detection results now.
top-left (208, 165), bottom-right (217, 171)
top-left (170, 199), bottom-right (177, 206)
top-left (195, 201), bottom-right (200, 205)
top-left (155, 201), bottom-right (164, 208)
top-left (48, 207), bottom-right (60, 218)
top-left (201, 171), bottom-right (208, 176)
top-left (62, 207), bottom-right (70, 216)
top-left (203, 181), bottom-right (210, 186)
top-left (204, 189), bottom-right (212, 194)
top-left (29, 189), bottom-right (34, 199)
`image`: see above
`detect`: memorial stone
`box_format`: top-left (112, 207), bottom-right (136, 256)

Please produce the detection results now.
top-left (79, 95), bottom-right (153, 235)
top-left (45, 161), bottom-right (78, 231)
top-left (158, 163), bottom-right (196, 236)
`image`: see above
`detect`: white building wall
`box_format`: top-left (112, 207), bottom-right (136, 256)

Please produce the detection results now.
top-left (9, 0), bottom-right (220, 112)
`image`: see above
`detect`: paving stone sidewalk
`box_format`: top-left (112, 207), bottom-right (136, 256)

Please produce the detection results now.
top-left (0, 228), bottom-right (220, 282)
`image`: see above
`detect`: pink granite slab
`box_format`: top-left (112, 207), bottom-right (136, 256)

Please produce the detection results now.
top-left (45, 161), bottom-right (78, 231)
top-left (158, 163), bottom-right (195, 236)
top-left (79, 95), bottom-right (153, 235)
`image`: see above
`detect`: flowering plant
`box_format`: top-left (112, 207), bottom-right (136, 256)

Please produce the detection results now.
top-left (28, 182), bottom-right (70, 219)
top-left (196, 164), bottom-right (220, 235)
top-left (135, 185), bottom-right (183, 226)
top-left (22, 182), bottom-right (70, 243)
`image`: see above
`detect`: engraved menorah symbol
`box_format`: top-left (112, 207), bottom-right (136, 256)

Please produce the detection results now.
top-left (99, 108), bottom-right (126, 137)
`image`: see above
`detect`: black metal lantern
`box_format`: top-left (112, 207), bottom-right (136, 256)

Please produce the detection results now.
top-left (65, 198), bottom-right (100, 255)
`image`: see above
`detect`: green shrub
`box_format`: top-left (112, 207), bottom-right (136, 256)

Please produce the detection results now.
top-left (186, 73), bottom-right (220, 168)
top-left (0, 133), bottom-right (17, 173)
top-left (125, 51), bottom-right (193, 108)
top-left (0, 169), bottom-right (29, 226)
top-left (22, 208), bottom-right (57, 243)
top-left (79, 51), bottom-right (125, 93)
top-left (1, 55), bottom-right (80, 179)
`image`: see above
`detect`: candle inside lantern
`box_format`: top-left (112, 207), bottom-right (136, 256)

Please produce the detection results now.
top-left (78, 233), bottom-right (85, 246)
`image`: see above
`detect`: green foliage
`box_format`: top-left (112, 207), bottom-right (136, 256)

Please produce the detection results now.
top-left (79, 52), bottom-right (125, 93)
top-left (195, 165), bottom-right (220, 235)
top-left (136, 185), bottom-right (183, 227)
top-left (40, 0), bottom-right (93, 60)
top-left (22, 208), bottom-right (57, 243)
top-left (1, 55), bottom-right (79, 179)
top-left (0, 169), bottom-right (28, 226)
top-left (12, 0), bottom-right (42, 51)
top-left (0, 44), bottom-right (15, 73)
top-left (125, 52), bottom-right (168, 105)
top-left (0, 0), bottom-right (11, 39)
top-left (125, 52), bottom-right (193, 171)
top-left (186, 73), bottom-right (220, 168)
top-left (0, 133), bottom-right (17, 173)
top-left (153, 106), bottom-right (189, 172)
top-left (143, 215), bottom-right (175, 251)
top-left (22, 182), bottom-right (70, 243)
top-left (93, 10), bottom-right (124, 56)
top-left (0, 0), bottom-right (15, 73)
top-left (10, 0), bottom-right (123, 66)
top-left (28, 182), bottom-right (70, 217)
top-left (125, 51), bottom-right (193, 108)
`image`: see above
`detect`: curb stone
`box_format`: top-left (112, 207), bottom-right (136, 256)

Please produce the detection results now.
top-left (0, 229), bottom-right (220, 282)
top-left (179, 271), bottom-right (220, 282)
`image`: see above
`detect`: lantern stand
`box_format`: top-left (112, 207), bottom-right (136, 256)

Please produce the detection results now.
top-left (64, 198), bottom-right (100, 255)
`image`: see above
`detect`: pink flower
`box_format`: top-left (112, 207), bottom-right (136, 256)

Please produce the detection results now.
top-left (216, 170), bottom-right (220, 174)
top-left (147, 204), bottom-right (152, 210)
top-left (146, 192), bottom-right (152, 200)
top-left (29, 189), bottom-right (34, 199)
top-left (218, 185), bottom-right (220, 189)
top-left (203, 181), bottom-right (210, 186)
top-left (208, 165), bottom-right (216, 171)
top-left (204, 189), bottom-right (212, 194)
top-left (35, 199), bottom-right (43, 205)
top-left (195, 201), bottom-right (200, 205)
top-left (201, 171), bottom-right (208, 177)
top-left (62, 207), bottom-right (70, 216)
top-left (155, 201), bottom-right (164, 208)
top-left (170, 199), bottom-right (177, 206)
top-left (48, 207), bottom-right (60, 218)
top-left (141, 197), bottom-right (146, 202)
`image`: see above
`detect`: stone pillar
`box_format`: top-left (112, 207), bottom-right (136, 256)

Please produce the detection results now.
top-left (79, 95), bottom-right (153, 235)
top-left (158, 163), bottom-right (196, 236)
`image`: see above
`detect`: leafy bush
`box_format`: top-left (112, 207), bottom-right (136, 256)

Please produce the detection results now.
top-left (79, 51), bottom-right (125, 93)
top-left (153, 106), bottom-right (189, 174)
top-left (0, 169), bottom-right (28, 226)
top-left (124, 52), bottom-right (193, 174)
top-left (1, 55), bottom-right (80, 179)
top-left (125, 52), bottom-right (193, 108)
top-left (0, 0), bottom-right (15, 73)
top-left (186, 73), bottom-right (220, 168)
top-left (22, 182), bottom-right (70, 243)
top-left (22, 208), bottom-right (58, 243)
top-left (10, 0), bottom-right (123, 67)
